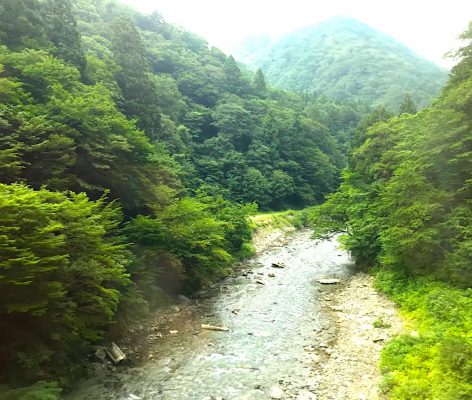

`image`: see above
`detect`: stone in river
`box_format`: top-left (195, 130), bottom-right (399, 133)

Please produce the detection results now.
top-left (317, 278), bottom-right (340, 284)
top-left (270, 385), bottom-right (284, 399)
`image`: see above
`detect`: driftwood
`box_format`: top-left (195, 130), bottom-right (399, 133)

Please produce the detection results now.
top-left (201, 324), bottom-right (230, 332)
top-left (106, 342), bottom-right (126, 364)
top-left (317, 278), bottom-right (341, 285)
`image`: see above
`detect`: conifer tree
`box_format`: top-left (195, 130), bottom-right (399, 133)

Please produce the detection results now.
top-left (44, 0), bottom-right (87, 77)
top-left (253, 68), bottom-right (267, 98)
top-left (111, 17), bottom-right (161, 140)
top-left (398, 93), bottom-right (417, 115)
top-left (223, 55), bottom-right (243, 94)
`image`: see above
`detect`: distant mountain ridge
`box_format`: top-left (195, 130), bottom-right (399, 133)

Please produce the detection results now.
top-left (235, 17), bottom-right (448, 110)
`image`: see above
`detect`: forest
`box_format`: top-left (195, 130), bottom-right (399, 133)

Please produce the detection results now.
top-left (236, 16), bottom-right (447, 110)
top-left (0, 0), bottom-right (470, 398)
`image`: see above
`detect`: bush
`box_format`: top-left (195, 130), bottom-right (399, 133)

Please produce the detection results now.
top-left (0, 183), bottom-right (129, 386)
top-left (1, 381), bottom-right (61, 400)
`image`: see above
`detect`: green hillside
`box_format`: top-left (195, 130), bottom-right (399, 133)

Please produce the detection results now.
top-left (236, 17), bottom-right (448, 110)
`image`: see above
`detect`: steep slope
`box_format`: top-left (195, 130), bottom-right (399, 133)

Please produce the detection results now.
top-left (236, 17), bottom-right (448, 110)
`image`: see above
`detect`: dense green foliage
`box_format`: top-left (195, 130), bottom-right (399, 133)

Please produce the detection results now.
top-left (0, 184), bottom-right (129, 385)
top-left (308, 21), bottom-right (472, 398)
top-left (70, 0), bottom-right (355, 210)
top-left (0, 0), bottom-right (363, 394)
top-left (236, 17), bottom-right (447, 111)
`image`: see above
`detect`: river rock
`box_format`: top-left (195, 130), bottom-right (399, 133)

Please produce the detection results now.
top-left (318, 278), bottom-right (340, 284)
top-left (171, 305), bottom-right (180, 313)
top-left (201, 324), bottom-right (229, 332)
top-left (178, 294), bottom-right (191, 303)
top-left (270, 385), bottom-right (284, 399)
top-left (94, 347), bottom-right (107, 362)
top-left (268, 272), bottom-right (276, 278)
top-left (297, 390), bottom-right (317, 400)
top-left (373, 336), bottom-right (386, 343)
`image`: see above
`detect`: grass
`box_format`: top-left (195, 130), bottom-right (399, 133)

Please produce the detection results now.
top-left (374, 269), bottom-right (472, 399)
top-left (250, 209), bottom-right (306, 230)
top-left (373, 318), bottom-right (392, 329)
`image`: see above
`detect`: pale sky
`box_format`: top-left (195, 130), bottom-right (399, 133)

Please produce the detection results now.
top-left (120, 0), bottom-right (472, 68)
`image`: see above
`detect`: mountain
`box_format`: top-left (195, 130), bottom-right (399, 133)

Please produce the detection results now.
top-left (235, 17), bottom-right (448, 110)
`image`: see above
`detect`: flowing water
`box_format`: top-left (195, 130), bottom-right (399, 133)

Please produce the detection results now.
top-left (67, 230), bottom-right (355, 400)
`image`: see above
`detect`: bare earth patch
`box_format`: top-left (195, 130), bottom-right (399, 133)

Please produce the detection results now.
top-left (251, 225), bottom-right (295, 254)
top-left (316, 273), bottom-right (402, 400)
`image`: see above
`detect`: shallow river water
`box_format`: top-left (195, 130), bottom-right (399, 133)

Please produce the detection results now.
top-left (67, 230), bottom-right (355, 400)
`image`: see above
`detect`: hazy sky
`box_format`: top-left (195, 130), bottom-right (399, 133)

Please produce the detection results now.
top-left (120, 0), bottom-right (472, 68)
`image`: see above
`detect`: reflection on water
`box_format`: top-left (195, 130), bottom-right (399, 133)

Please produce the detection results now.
top-left (67, 231), bottom-right (354, 400)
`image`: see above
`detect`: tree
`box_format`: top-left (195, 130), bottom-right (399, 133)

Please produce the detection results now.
top-left (0, 0), bottom-right (49, 50)
top-left (44, 0), bottom-right (87, 77)
top-left (111, 17), bottom-right (161, 140)
top-left (398, 94), bottom-right (417, 115)
top-left (222, 55), bottom-right (244, 95)
top-left (253, 68), bottom-right (267, 98)
top-left (0, 48), bottom-right (180, 215)
top-left (212, 99), bottom-right (253, 151)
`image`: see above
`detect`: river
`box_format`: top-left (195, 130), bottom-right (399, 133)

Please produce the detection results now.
top-left (67, 230), bottom-right (355, 400)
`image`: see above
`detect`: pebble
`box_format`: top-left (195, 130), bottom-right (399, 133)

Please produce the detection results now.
top-left (297, 390), bottom-right (317, 400)
top-left (178, 294), bottom-right (191, 303)
top-left (270, 385), bottom-right (284, 399)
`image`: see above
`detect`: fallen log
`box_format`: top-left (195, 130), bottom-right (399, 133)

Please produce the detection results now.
top-left (106, 342), bottom-right (126, 364)
top-left (201, 324), bottom-right (230, 332)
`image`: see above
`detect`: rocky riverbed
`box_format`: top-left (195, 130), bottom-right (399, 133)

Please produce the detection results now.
top-left (66, 229), bottom-right (401, 400)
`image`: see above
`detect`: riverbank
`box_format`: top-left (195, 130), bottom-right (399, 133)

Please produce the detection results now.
top-left (315, 273), bottom-right (402, 400)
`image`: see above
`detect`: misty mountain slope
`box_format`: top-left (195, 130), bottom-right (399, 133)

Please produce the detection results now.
top-left (235, 17), bottom-right (448, 110)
